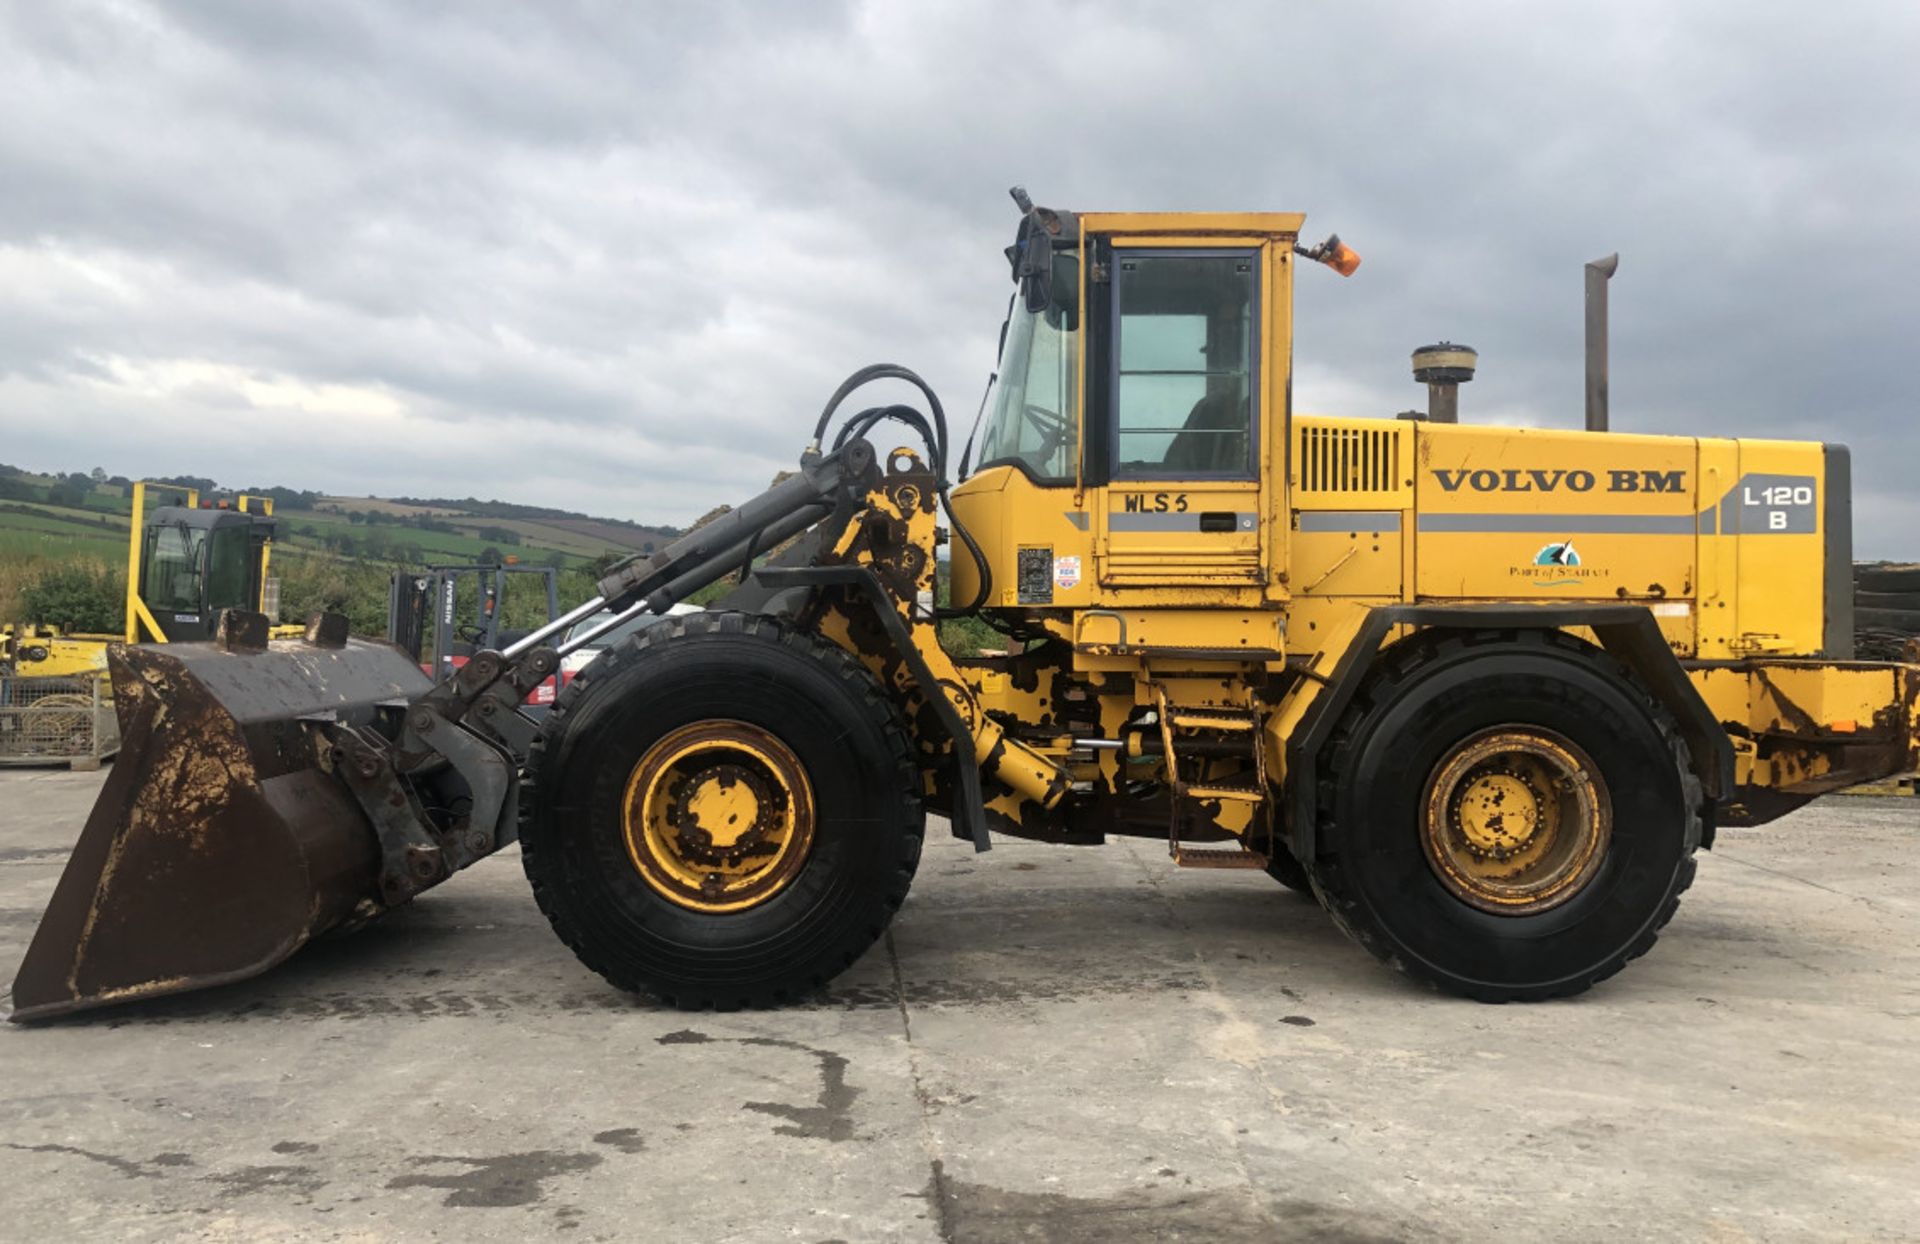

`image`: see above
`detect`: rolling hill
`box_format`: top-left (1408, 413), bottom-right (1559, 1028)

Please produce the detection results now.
top-left (0, 464), bottom-right (681, 572)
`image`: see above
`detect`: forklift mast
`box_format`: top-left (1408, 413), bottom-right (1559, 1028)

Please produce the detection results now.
top-left (388, 562), bottom-right (562, 682)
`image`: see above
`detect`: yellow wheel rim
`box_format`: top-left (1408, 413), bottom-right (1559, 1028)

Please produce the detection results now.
top-left (1419, 727), bottom-right (1610, 915)
top-left (621, 720), bottom-right (815, 913)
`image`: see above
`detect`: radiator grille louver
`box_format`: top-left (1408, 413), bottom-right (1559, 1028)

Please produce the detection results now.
top-left (1298, 425), bottom-right (1400, 494)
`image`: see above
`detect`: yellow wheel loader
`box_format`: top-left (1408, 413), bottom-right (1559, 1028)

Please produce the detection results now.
top-left (12, 190), bottom-right (1917, 1020)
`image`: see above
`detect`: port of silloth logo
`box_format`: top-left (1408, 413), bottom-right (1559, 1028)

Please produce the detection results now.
top-left (1518, 540), bottom-right (1604, 587)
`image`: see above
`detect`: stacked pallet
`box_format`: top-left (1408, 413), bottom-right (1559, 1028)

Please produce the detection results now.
top-left (1854, 563), bottom-right (1920, 661)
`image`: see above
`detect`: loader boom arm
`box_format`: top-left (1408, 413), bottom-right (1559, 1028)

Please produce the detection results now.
top-left (347, 438), bottom-right (895, 905)
top-left (7, 432), bottom-right (885, 1019)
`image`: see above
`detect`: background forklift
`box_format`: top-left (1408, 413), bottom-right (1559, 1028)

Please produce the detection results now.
top-left (388, 561), bottom-right (562, 704)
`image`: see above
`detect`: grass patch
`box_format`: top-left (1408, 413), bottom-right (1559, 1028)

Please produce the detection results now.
top-left (0, 509), bottom-right (133, 582)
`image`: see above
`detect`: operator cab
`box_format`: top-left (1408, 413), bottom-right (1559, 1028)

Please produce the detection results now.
top-left (954, 191), bottom-right (1349, 608)
top-left (973, 242), bottom-right (1259, 484)
top-left (137, 504), bottom-right (275, 642)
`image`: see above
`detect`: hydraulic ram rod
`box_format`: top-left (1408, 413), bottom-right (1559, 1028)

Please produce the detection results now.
top-left (592, 440), bottom-right (876, 607)
top-left (502, 594), bottom-right (609, 659)
top-left (504, 439), bottom-right (875, 663)
top-left (555, 499), bottom-right (833, 656)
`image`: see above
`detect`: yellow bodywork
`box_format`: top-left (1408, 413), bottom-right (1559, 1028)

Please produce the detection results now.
top-left (912, 207), bottom-right (1906, 852)
top-left (0, 625), bottom-right (116, 680)
top-left (953, 414), bottom-right (1830, 663)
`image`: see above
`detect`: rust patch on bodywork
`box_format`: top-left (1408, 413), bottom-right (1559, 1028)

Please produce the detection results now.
top-left (1715, 661), bottom-right (1920, 807)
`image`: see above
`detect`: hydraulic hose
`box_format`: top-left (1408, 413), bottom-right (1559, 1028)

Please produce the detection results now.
top-left (809, 364), bottom-right (992, 614)
top-left (939, 485), bottom-right (992, 616)
top-left (811, 363), bottom-right (949, 473)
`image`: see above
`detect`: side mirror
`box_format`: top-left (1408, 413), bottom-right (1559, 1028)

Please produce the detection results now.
top-left (1018, 228), bottom-right (1054, 313)
top-left (1043, 252), bottom-right (1079, 330)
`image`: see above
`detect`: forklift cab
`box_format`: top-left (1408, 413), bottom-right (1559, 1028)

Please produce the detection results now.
top-left (132, 497), bottom-right (277, 643)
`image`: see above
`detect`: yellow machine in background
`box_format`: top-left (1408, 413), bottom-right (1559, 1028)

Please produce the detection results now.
top-left (119, 480), bottom-right (289, 644)
top-left (1, 481), bottom-right (291, 679)
top-left (13, 190), bottom-right (1914, 1022)
top-left (0, 625), bottom-right (113, 680)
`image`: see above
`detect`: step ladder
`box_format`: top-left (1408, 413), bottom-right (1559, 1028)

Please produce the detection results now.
top-left (1153, 685), bottom-right (1272, 869)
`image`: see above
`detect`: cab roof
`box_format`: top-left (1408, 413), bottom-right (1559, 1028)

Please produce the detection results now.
top-left (1076, 211), bottom-right (1306, 238)
top-left (148, 504), bottom-right (274, 530)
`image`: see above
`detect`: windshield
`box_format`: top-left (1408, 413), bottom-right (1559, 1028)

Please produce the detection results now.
top-left (142, 522), bottom-right (205, 613)
top-left (972, 252), bottom-right (1079, 480)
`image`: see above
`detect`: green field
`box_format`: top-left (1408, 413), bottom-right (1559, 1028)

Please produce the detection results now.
top-left (0, 470), bottom-right (1001, 654)
top-left (0, 463), bottom-right (728, 650)
top-left (0, 469), bottom-right (661, 628)
top-left (0, 503), bottom-right (598, 572)
top-left (440, 516), bottom-right (641, 558)
top-left (314, 497), bottom-right (671, 560)
top-left (0, 509), bottom-right (126, 561)
top-left (280, 510), bottom-right (592, 568)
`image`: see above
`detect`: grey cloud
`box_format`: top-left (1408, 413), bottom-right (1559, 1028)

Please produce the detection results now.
top-left (1, 1), bottom-right (1916, 552)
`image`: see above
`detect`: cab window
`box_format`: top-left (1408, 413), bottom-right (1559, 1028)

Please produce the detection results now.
top-left (1112, 252), bottom-right (1257, 478)
top-left (205, 524), bottom-right (252, 610)
top-left (142, 523), bottom-right (205, 613)
top-left (973, 253), bottom-right (1079, 482)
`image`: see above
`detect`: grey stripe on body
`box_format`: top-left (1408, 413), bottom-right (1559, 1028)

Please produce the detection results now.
top-left (1297, 511), bottom-right (1401, 532)
top-left (1417, 513), bottom-right (1696, 535)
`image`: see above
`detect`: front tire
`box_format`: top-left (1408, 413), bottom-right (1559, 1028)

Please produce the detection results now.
top-left (520, 612), bottom-right (924, 1008)
top-left (1310, 630), bottom-right (1702, 1002)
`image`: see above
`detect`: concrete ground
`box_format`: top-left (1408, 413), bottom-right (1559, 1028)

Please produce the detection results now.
top-left (0, 768), bottom-right (1916, 1242)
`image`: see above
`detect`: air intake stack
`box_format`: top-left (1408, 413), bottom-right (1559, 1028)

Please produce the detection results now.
top-left (1412, 342), bottom-right (1477, 423)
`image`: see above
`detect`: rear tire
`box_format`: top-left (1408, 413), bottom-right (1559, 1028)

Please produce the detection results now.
top-left (520, 611), bottom-right (924, 1008)
top-left (1310, 630), bottom-right (1702, 1002)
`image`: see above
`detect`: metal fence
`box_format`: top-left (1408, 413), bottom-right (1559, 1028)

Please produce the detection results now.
top-left (0, 674), bottom-right (118, 769)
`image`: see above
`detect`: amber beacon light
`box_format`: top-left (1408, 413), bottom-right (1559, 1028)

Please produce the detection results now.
top-left (1296, 233), bottom-right (1362, 276)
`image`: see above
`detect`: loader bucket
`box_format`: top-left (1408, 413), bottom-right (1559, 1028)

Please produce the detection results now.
top-left (9, 634), bottom-right (432, 1022)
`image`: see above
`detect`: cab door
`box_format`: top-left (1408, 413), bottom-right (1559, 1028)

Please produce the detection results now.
top-left (1095, 245), bottom-right (1266, 587)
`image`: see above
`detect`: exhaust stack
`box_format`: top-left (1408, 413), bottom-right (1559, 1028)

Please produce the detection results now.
top-left (1585, 253), bottom-right (1618, 432)
top-left (1412, 342), bottom-right (1477, 423)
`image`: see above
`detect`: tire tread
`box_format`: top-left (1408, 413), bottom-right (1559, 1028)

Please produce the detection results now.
top-left (1308, 628), bottom-right (1703, 1003)
top-left (519, 611), bottom-right (923, 1009)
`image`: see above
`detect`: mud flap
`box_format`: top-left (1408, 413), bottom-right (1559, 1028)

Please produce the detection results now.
top-left (9, 637), bottom-right (430, 1022)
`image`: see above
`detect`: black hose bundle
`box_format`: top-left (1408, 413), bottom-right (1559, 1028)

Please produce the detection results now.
top-left (810, 363), bottom-right (992, 614)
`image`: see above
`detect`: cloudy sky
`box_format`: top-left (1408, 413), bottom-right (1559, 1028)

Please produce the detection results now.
top-left (3, 2), bottom-right (1916, 552)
